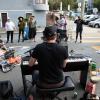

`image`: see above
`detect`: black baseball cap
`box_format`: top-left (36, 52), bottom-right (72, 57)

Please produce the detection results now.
top-left (43, 25), bottom-right (57, 38)
top-left (18, 16), bottom-right (24, 20)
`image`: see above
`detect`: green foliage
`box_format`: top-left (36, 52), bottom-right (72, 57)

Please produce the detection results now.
top-left (49, 0), bottom-right (77, 11)
top-left (93, 0), bottom-right (100, 11)
top-left (24, 18), bottom-right (28, 22)
top-left (48, 0), bottom-right (61, 10)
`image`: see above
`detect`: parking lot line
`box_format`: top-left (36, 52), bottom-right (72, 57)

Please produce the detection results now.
top-left (83, 40), bottom-right (100, 43)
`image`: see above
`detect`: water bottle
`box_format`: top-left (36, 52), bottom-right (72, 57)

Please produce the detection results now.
top-left (91, 62), bottom-right (96, 71)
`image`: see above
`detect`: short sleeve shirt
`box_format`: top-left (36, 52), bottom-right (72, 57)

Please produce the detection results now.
top-left (32, 42), bottom-right (68, 84)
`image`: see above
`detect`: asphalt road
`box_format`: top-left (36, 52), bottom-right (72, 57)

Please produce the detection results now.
top-left (0, 24), bottom-right (100, 99)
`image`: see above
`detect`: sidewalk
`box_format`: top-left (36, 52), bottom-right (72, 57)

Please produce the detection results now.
top-left (0, 30), bottom-right (100, 99)
top-left (0, 27), bottom-right (44, 34)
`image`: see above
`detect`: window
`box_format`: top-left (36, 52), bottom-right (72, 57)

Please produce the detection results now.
top-left (1, 13), bottom-right (7, 27)
top-left (35, 0), bottom-right (45, 4)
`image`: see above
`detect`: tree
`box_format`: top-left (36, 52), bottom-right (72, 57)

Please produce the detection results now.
top-left (93, 0), bottom-right (100, 11)
top-left (62, 0), bottom-right (77, 10)
top-left (48, 0), bottom-right (61, 10)
top-left (49, 0), bottom-right (77, 11)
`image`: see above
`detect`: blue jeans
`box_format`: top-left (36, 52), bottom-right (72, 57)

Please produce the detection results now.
top-left (32, 70), bottom-right (39, 85)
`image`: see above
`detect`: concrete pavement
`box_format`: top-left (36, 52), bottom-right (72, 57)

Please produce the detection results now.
top-left (0, 23), bottom-right (100, 99)
top-left (0, 27), bottom-right (44, 34)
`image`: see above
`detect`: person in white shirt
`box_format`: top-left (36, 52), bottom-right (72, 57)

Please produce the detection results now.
top-left (5, 18), bottom-right (16, 43)
top-left (57, 14), bottom-right (68, 41)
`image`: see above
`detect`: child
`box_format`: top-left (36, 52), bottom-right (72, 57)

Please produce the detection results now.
top-left (0, 39), bottom-right (7, 51)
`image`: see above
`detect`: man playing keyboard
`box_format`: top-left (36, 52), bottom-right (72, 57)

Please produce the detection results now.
top-left (28, 25), bottom-right (68, 99)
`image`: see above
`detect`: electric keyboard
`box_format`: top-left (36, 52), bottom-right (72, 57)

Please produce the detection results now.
top-left (21, 56), bottom-right (91, 74)
top-left (63, 56), bottom-right (91, 72)
top-left (67, 56), bottom-right (92, 63)
top-left (22, 56), bottom-right (92, 64)
top-left (21, 55), bottom-right (92, 88)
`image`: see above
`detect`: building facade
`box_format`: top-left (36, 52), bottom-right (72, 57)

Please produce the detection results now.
top-left (87, 0), bottom-right (93, 12)
top-left (0, 0), bottom-right (49, 28)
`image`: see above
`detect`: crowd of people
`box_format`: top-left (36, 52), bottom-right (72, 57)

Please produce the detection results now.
top-left (1, 13), bottom-right (88, 100)
top-left (28, 13), bottom-right (68, 100)
top-left (27, 14), bottom-right (99, 100)
top-left (46, 13), bottom-right (84, 43)
top-left (5, 15), bottom-right (37, 43)
top-left (4, 13), bottom-right (85, 44)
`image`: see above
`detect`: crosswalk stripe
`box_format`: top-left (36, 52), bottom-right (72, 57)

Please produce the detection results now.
top-left (83, 40), bottom-right (100, 43)
top-left (92, 46), bottom-right (100, 50)
top-left (83, 37), bottom-right (100, 39)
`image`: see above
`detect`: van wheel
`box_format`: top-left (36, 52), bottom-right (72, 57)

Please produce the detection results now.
top-left (94, 24), bottom-right (99, 28)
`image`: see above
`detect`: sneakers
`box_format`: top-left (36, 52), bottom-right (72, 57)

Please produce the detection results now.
top-left (75, 41), bottom-right (77, 43)
top-left (22, 40), bottom-right (24, 42)
top-left (18, 40), bottom-right (20, 42)
top-left (80, 40), bottom-right (82, 43)
top-left (6, 41), bottom-right (13, 43)
top-left (6, 41), bottom-right (8, 43)
top-left (75, 40), bottom-right (82, 43)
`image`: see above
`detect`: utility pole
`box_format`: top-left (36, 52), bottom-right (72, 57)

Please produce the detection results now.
top-left (60, 2), bottom-right (63, 14)
top-left (60, 2), bottom-right (62, 11)
top-left (81, 0), bottom-right (85, 19)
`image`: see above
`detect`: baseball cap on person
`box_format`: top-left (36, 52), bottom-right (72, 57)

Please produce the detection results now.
top-left (43, 25), bottom-right (57, 38)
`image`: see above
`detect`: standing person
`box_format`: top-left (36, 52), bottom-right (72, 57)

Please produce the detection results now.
top-left (45, 14), bottom-right (60, 43)
top-left (57, 14), bottom-right (68, 41)
top-left (24, 19), bottom-right (29, 40)
top-left (74, 16), bottom-right (84, 43)
top-left (42, 13), bottom-right (55, 41)
top-left (46, 14), bottom-right (55, 26)
top-left (55, 16), bottom-right (61, 43)
top-left (18, 16), bottom-right (25, 42)
top-left (28, 16), bottom-right (36, 42)
top-left (5, 18), bottom-right (16, 43)
top-left (28, 25), bottom-right (68, 98)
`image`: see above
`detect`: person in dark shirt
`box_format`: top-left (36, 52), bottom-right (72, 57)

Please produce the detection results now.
top-left (28, 16), bottom-right (37, 41)
top-left (74, 16), bottom-right (84, 43)
top-left (29, 25), bottom-right (68, 89)
top-left (18, 16), bottom-right (25, 42)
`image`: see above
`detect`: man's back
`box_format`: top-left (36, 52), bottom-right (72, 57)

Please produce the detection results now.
top-left (32, 42), bottom-right (68, 84)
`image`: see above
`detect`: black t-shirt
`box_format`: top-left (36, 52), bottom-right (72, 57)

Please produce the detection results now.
top-left (31, 42), bottom-right (68, 84)
top-left (74, 19), bottom-right (84, 30)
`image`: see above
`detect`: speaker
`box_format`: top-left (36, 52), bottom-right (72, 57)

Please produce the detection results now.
top-left (0, 80), bottom-right (13, 99)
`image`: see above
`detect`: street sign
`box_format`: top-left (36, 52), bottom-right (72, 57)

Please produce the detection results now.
top-left (60, 2), bottom-right (62, 11)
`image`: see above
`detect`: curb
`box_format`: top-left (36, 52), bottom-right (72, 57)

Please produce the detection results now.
top-left (0, 30), bottom-right (43, 34)
top-left (0, 28), bottom-right (44, 34)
